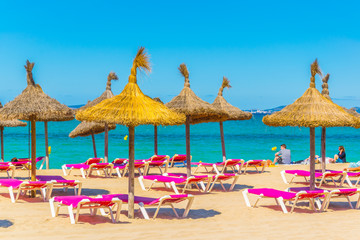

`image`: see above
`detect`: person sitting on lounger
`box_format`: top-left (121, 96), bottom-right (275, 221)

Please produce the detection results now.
top-left (329, 146), bottom-right (346, 163)
top-left (273, 144), bottom-right (291, 164)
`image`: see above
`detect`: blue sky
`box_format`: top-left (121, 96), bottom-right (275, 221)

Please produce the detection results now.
top-left (0, 0), bottom-right (360, 109)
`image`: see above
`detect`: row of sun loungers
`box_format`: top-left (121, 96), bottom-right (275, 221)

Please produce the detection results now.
top-left (243, 187), bottom-right (360, 213)
top-left (50, 194), bottom-right (194, 224)
top-left (281, 169), bottom-right (360, 187)
top-left (192, 159), bottom-right (267, 174)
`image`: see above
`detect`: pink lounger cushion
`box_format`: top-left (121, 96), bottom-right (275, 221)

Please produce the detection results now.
top-left (143, 175), bottom-right (189, 184)
top-left (247, 188), bottom-right (325, 200)
top-left (54, 195), bottom-right (118, 208)
top-left (170, 155), bottom-right (187, 161)
top-left (65, 163), bottom-right (110, 169)
top-left (101, 194), bottom-right (189, 206)
top-left (36, 175), bottom-right (76, 185)
top-left (285, 170), bottom-right (323, 178)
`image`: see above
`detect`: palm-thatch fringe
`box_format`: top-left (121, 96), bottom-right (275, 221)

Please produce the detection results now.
top-left (212, 77), bottom-right (252, 121)
top-left (69, 121), bottom-right (116, 138)
top-left (166, 64), bottom-right (228, 124)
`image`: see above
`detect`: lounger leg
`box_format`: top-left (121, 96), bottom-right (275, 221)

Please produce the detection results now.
top-left (253, 194), bottom-right (264, 208)
top-left (158, 166), bottom-right (163, 175)
top-left (242, 189), bottom-right (251, 207)
top-left (280, 170), bottom-right (289, 184)
top-left (346, 196), bottom-right (354, 209)
top-left (199, 181), bottom-right (206, 191)
top-left (68, 206), bottom-right (76, 224)
top-left (170, 182), bottom-right (180, 194)
top-left (116, 168), bottom-right (122, 178)
top-left (41, 188), bottom-right (46, 201)
top-left (229, 176), bottom-right (239, 191)
top-left (170, 204), bottom-right (179, 218)
top-left (138, 176), bottom-right (146, 191)
top-left (345, 176), bottom-right (353, 187)
top-left (8, 186), bottom-right (15, 203)
top-left (80, 168), bottom-right (86, 179)
top-left (115, 201), bottom-right (122, 222)
top-left (49, 198), bottom-right (56, 217)
top-left (213, 164), bottom-right (220, 175)
top-left (355, 194), bottom-right (360, 209)
top-left (315, 198), bottom-right (322, 210)
top-left (153, 205), bottom-right (162, 219)
top-left (260, 163), bottom-right (265, 173)
top-left (183, 197), bottom-right (194, 217)
top-left (75, 205), bottom-right (82, 224)
top-left (138, 202), bottom-right (150, 220)
top-left (62, 165), bottom-right (68, 176)
top-left (77, 183), bottom-right (82, 195)
top-left (193, 166), bottom-right (200, 174)
top-left (15, 188), bottom-right (22, 203)
top-left (355, 177), bottom-right (360, 187)
top-left (278, 197), bottom-right (288, 213)
top-left (220, 181), bottom-right (226, 191)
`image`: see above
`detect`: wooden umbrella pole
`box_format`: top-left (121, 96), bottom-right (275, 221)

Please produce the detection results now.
top-left (0, 127), bottom-right (4, 162)
top-left (219, 122), bottom-right (226, 161)
top-left (154, 125), bottom-right (158, 155)
top-left (128, 126), bottom-right (135, 219)
top-left (321, 127), bottom-right (326, 173)
top-left (186, 116), bottom-right (191, 177)
top-left (104, 123), bottom-right (109, 163)
top-left (309, 127), bottom-right (316, 191)
top-left (44, 121), bottom-right (49, 169)
top-left (91, 133), bottom-right (97, 158)
top-left (30, 117), bottom-right (37, 197)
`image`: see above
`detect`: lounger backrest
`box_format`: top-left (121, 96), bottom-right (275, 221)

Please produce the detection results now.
top-left (113, 158), bottom-right (128, 164)
top-left (172, 154), bottom-right (187, 161)
top-left (85, 158), bottom-right (103, 165)
top-left (149, 155), bottom-right (169, 162)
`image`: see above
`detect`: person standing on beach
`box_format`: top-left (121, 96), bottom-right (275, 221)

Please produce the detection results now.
top-left (274, 144), bottom-right (291, 164)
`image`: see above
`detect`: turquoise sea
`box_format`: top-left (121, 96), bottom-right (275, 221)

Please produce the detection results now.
top-left (2, 114), bottom-right (359, 168)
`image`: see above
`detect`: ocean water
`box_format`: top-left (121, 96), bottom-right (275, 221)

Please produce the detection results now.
top-left (1, 114), bottom-right (359, 169)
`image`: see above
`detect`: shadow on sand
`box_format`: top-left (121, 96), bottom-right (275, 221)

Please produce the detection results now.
top-left (0, 220), bottom-right (13, 228)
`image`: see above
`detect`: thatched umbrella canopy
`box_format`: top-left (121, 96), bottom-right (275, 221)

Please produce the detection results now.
top-left (69, 121), bottom-right (116, 158)
top-left (0, 102), bottom-right (27, 161)
top-left (76, 47), bottom-right (186, 218)
top-left (263, 59), bottom-right (360, 190)
top-left (0, 60), bottom-right (74, 180)
top-left (212, 77), bottom-right (252, 160)
top-left (320, 73), bottom-right (360, 171)
top-left (73, 72), bottom-right (118, 162)
top-left (166, 64), bottom-right (228, 176)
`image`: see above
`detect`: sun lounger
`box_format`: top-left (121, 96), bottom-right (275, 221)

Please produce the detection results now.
top-left (322, 188), bottom-right (360, 210)
top-left (62, 158), bottom-right (114, 178)
top-left (205, 173), bottom-right (240, 192)
top-left (281, 170), bottom-right (347, 187)
top-left (344, 171), bottom-right (360, 187)
top-left (241, 160), bottom-right (267, 174)
top-left (169, 154), bottom-right (188, 167)
top-left (138, 174), bottom-right (210, 194)
top-left (165, 173), bottom-right (239, 193)
top-left (242, 188), bottom-right (328, 213)
top-left (192, 159), bottom-right (244, 174)
top-left (0, 156), bottom-right (46, 170)
top-left (0, 179), bottom-right (53, 203)
top-left (113, 161), bottom-right (149, 178)
top-left (144, 155), bottom-right (170, 175)
top-left (100, 194), bottom-right (194, 220)
top-left (0, 164), bottom-right (15, 178)
top-left (49, 195), bottom-right (122, 224)
top-left (36, 175), bottom-right (82, 195)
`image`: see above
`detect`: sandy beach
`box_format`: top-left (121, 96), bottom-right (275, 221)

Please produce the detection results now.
top-left (0, 164), bottom-right (358, 240)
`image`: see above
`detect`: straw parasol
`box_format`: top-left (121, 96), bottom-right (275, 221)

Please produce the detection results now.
top-left (0, 60), bottom-right (74, 180)
top-left (0, 102), bottom-right (27, 161)
top-left (166, 64), bottom-right (228, 176)
top-left (76, 47), bottom-right (186, 218)
top-left (212, 77), bottom-right (252, 160)
top-left (73, 72), bottom-right (118, 162)
top-left (69, 121), bottom-right (116, 158)
top-left (263, 59), bottom-right (360, 190)
top-left (320, 73), bottom-right (360, 171)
